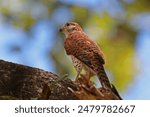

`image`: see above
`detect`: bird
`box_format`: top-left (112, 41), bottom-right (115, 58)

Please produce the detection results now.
top-left (59, 21), bottom-right (111, 89)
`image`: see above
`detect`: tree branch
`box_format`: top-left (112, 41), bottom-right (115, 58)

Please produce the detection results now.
top-left (0, 60), bottom-right (122, 100)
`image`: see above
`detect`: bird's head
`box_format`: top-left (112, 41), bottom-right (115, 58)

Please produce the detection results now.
top-left (59, 22), bottom-right (82, 37)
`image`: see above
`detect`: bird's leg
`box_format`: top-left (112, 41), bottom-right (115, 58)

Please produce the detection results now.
top-left (76, 72), bottom-right (80, 80)
top-left (76, 70), bottom-right (81, 80)
top-left (84, 67), bottom-right (93, 80)
top-left (75, 67), bottom-right (83, 80)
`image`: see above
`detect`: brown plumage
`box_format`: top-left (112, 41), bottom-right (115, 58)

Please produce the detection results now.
top-left (60, 22), bottom-right (111, 89)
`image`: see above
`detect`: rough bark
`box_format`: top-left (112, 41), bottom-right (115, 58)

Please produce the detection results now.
top-left (0, 60), bottom-right (122, 100)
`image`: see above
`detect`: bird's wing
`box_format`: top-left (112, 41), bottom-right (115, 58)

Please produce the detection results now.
top-left (64, 37), bottom-right (105, 72)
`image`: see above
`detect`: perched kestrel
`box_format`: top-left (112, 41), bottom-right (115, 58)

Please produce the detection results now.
top-left (60, 22), bottom-right (111, 89)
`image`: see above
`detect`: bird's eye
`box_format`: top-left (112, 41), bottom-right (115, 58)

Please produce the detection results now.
top-left (66, 23), bottom-right (70, 26)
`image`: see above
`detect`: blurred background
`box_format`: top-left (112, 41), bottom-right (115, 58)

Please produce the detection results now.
top-left (0, 0), bottom-right (150, 99)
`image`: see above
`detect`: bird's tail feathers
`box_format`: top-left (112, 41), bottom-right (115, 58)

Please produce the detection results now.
top-left (97, 65), bottom-right (111, 89)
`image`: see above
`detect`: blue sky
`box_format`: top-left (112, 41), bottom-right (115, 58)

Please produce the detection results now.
top-left (0, 20), bottom-right (55, 72)
top-left (123, 31), bottom-right (150, 99)
top-left (0, 0), bottom-right (150, 99)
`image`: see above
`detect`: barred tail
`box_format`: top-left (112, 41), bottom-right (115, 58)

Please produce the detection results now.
top-left (97, 65), bottom-right (111, 89)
